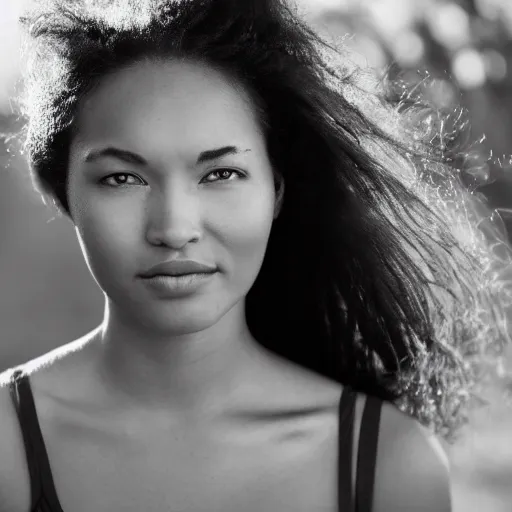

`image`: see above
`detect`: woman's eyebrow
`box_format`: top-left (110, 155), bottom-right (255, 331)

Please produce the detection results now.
top-left (84, 147), bottom-right (146, 165)
top-left (197, 146), bottom-right (251, 163)
top-left (83, 145), bottom-right (251, 165)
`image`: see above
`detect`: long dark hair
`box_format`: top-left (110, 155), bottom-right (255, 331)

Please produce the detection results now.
top-left (16, 0), bottom-right (512, 442)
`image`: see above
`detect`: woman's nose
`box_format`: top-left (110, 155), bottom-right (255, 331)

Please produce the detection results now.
top-left (145, 187), bottom-right (201, 249)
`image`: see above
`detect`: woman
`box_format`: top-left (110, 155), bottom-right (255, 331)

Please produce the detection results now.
top-left (1, 0), bottom-right (510, 511)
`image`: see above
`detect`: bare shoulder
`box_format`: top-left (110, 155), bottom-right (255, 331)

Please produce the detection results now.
top-left (0, 368), bottom-right (33, 512)
top-left (373, 400), bottom-right (452, 512)
top-left (0, 334), bottom-right (98, 512)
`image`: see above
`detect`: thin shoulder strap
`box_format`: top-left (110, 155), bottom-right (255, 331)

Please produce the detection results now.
top-left (8, 367), bottom-right (65, 512)
top-left (338, 386), bottom-right (356, 512)
top-left (355, 395), bottom-right (383, 512)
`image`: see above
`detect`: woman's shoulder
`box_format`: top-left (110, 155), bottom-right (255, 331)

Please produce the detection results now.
top-left (372, 398), bottom-right (452, 512)
top-left (313, 382), bottom-right (451, 511)
top-left (377, 399), bottom-right (450, 465)
top-left (0, 366), bottom-right (34, 512)
top-left (0, 338), bottom-right (96, 512)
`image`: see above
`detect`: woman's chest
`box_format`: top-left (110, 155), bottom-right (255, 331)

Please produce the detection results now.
top-left (44, 410), bottom-right (342, 512)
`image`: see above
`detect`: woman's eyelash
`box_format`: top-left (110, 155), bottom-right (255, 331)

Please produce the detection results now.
top-left (99, 173), bottom-right (144, 187)
top-left (99, 169), bottom-right (246, 187)
top-left (201, 169), bottom-right (246, 183)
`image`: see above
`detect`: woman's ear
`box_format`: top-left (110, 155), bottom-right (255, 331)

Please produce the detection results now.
top-left (273, 173), bottom-right (285, 219)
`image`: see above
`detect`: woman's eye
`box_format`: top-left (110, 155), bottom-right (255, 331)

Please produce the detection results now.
top-left (201, 169), bottom-right (245, 183)
top-left (99, 173), bottom-right (144, 187)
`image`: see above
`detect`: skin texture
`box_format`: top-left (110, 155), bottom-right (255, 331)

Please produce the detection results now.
top-left (67, 58), bottom-right (285, 418)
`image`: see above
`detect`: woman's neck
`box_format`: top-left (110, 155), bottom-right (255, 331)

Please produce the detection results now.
top-left (89, 310), bottom-right (274, 420)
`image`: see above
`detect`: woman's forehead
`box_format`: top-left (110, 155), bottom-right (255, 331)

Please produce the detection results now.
top-left (74, 59), bottom-right (261, 141)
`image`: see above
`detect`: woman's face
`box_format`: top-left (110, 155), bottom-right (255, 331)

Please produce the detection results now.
top-left (67, 58), bottom-right (282, 336)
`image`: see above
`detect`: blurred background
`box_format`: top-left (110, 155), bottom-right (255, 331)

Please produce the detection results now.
top-left (1, 0), bottom-right (512, 510)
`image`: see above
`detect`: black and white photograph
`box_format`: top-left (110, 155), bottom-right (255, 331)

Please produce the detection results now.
top-left (1, 1), bottom-right (512, 511)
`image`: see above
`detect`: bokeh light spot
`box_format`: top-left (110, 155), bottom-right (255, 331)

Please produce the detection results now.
top-left (452, 49), bottom-right (487, 89)
top-left (391, 30), bottom-right (425, 67)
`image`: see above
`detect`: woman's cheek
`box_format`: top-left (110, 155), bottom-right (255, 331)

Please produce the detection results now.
top-left (219, 193), bottom-right (275, 279)
top-left (75, 204), bottom-right (141, 283)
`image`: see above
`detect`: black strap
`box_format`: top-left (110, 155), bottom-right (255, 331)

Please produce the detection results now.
top-left (338, 386), bottom-right (356, 512)
top-left (8, 367), bottom-right (65, 512)
top-left (355, 395), bottom-right (382, 512)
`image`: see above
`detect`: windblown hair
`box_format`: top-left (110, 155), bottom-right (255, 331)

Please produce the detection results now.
top-left (17, 0), bottom-right (512, 442)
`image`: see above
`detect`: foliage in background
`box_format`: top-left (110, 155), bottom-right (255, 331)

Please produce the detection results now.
top-left (305, 0), bottom-right (512, 236)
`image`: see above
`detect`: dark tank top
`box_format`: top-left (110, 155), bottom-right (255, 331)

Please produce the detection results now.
top-left (8, 366), bottom-right (382, 512)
